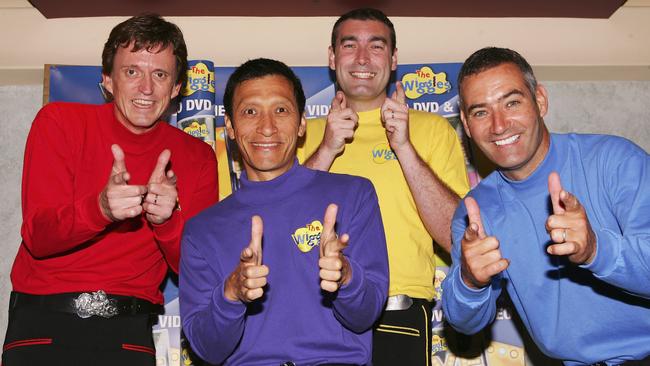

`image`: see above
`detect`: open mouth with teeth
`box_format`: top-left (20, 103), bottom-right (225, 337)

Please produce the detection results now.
top-left (251, 142), bottom-right (281, 149)
top-left (350, 71), bottom-right (376, 79)
top-left (494, 134), bottom-right (520, 146)
top-left (132, 99), bottom-right (154, 107)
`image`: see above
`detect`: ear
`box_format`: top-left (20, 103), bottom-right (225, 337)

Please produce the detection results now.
top-left (224, 115), bottom-right (236, 140)
top-left (171, 82), bottom-right (182, 99)
top-left (390, 47), bottom-right (398, 71)
top-left (298, 115), bottom-right (307, 138)
top-left (460, 109), bottom-right (472, 138)
top-left (101, 73), bottom-right (114, 95)
top-left (535, 84), bottom-right (549, 118)
top-left (328, 46), bottom-right (336, 71)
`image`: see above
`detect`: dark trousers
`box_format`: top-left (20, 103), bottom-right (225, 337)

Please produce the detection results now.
top-left (2, 306), bottom-right (156, 366)
top-left (372, 299), bottom-right (433, 366)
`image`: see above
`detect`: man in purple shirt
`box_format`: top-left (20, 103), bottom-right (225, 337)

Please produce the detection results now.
top-left (180, 58), bottom-right (389, 365)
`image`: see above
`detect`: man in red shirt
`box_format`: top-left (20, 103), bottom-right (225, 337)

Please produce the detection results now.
top-left (2, 14), bottom-right (218, 366)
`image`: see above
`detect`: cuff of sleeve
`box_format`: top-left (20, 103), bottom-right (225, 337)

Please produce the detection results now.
top-left (88, 193), bottom-right (112, 230)
top-left (152, 212), bottom-right (183, 240)
top-left (581, 228), bottom-right (618, 277)
top-left (335, 256), bottom-right (364, 299)
top-left (212, 283), bottom-right (246, 320)
top-left (452, 268), bottom-right (491, 304)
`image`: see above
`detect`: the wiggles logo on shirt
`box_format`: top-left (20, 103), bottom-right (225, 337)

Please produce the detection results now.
top-left (182, 62), bottom-right (215, 97)
top-left (371, 143), bottom-right (398, 164)
top-left (291, 221), bottom-right (323, 253)
top-left (401, 67), bottom-right (451, 100)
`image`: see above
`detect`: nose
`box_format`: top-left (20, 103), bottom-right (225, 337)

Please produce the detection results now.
top-left (139, 74), bottom-right (154, 95)
top-left (256, 113), bottom-right (277, 137)
top-left (490, 109), bottom-right (510, 135)
top-left (356, 47), bottom-right (369, 66)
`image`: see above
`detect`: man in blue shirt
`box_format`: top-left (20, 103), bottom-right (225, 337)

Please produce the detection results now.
top-left (442, 47), bottom-right (650, 365)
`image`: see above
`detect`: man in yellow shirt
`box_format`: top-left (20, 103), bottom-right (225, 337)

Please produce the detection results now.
top-left (298, 7), bottom-right (470, 366)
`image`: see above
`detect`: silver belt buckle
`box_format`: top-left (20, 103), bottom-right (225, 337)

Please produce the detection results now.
top-left (385, 294), bottom-right (413, 311)
top-left (73, 290), bottom-right (118, 318)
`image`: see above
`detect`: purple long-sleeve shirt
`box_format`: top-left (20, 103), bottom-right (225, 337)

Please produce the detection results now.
top-left (180, 161), bottom-right (389, 365)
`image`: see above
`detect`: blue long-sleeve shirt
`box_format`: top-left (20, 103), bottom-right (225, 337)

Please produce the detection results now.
top-left (180, 161), bottom-right (389, 365)
top-left (442, 133), bottom-right (650, 365)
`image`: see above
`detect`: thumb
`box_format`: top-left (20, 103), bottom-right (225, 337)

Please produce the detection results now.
top-left (393, 81), bottom-right (406, 104)
top-left (465, 197), bottom-right (486, 239)
top-left (331, 91), bottom-right (344, 112)
top-left (320, 203), bottom-right (338, 257)
top-left (111, 144), bottom-right (127, 175)
top-left (548, 172), bottom-right (565, 214)
top-left (110, 144), bottom-right (129, 184)
top-left (149, 149), bottom-right (171, 184)
top-left (249, 215), bottom-right (263, 265)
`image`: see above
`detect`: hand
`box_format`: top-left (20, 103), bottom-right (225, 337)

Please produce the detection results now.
top-left (460, 197), bottom-right (509, 289)
top-left (143, 149), bottom-right (179, 225)
top-left (546, 172), bottom-right (597, 264)
top-left (318, 203), bottom-right (351, 292)
top-left (320, 91), bottom-right (358, 156)
top-left (99, 144), bottom-right (147, 222)
top-left (380, 81), bottom-right (411, 151)
top-left (224, 216), bottom-right (269, 302)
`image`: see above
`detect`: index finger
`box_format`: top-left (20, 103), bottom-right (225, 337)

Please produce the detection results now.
top-left (465, 197), bottom-right (486, 239)
top-left (392, 81), bottom-right (406, 105)
top-left (149, 149), bottom-right (171, 184)
top-left (249, 215), bottom-right (263, 265)
top-left (548, 172), bottom-right (565, 214)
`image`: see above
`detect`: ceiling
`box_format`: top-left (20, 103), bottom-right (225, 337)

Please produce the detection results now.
top-left (28, 0), bottom-right (627, 19)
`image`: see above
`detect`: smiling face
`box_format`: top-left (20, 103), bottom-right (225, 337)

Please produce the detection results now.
top-left (460, 63), bottom-right (550, 181)
top-left (329, 19), bottom-right (397, 111)
top-left (225, 74), bottom-right (306, 182)
top-left (102, 43), bottom-right (181, 134)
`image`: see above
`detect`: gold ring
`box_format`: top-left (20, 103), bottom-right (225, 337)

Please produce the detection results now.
top-left (562, 229), bottom-right (567, 242)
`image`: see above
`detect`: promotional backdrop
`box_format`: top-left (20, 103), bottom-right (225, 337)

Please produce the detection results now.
top-left (46, 62), bottom-right (531, 366)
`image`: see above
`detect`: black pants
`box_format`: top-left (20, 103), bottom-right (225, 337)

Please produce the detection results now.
top-left (372, 299), bottom-right (433, 366)
top-left (2, 306), bottom-right (156, 366)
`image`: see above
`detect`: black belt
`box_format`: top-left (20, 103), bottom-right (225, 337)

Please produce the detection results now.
top-left (9, 291), bottom-right (163, 318)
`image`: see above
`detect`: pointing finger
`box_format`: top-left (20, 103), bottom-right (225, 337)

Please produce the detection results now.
top-left (548, 172), bottom-right (565, 214)
top-left (560, 190), bottom-right (581, 212)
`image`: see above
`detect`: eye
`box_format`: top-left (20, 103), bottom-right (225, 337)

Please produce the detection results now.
top-left (371, 43), bottom-right (386, 50)
top-left (125, 68), bottom-right (138, 77)
top-left (342, 43), bottom-right (355, 49)
top-left (276, 106), bottom-right (288, 113)
top-left (153, 71), bottom-right (167, 80)
top-left (243, 108), bottom-right (256, 116)
top-left (506, 100), bottom-right (521, 108)
top-left (472, 110), bottom-right (487, 118)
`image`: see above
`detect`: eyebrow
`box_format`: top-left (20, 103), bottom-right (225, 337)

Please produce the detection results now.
top-left (466, 88), bottom-right (525, 114)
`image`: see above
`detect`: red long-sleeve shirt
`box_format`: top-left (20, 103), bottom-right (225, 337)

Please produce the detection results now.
top-left (11, 102), bottom-right (218, 304)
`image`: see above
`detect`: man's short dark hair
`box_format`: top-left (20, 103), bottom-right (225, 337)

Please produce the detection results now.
top-left (102, 13), bottom-right (188, 87)
top-left (458, 47), bottom-right (538, 110)
top-left (331, 8), bottom-right (396, 54)
top-left (223, 58), bottom-right (306, 120)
